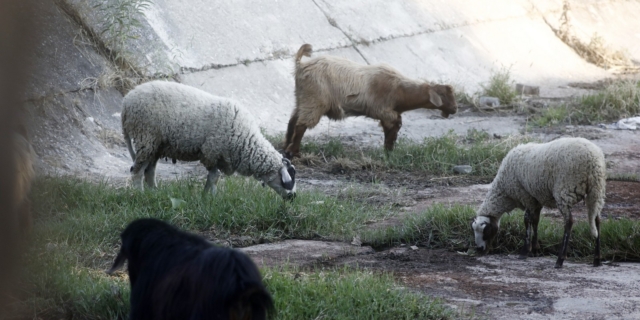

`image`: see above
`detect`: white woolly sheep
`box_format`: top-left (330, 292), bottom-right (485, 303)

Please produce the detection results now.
top-left (121, 81), bottom-right (296, 199)
top-left (284, 43), bottom-right (458, 159)
top-left (471, 137), bottom-right (606, 268)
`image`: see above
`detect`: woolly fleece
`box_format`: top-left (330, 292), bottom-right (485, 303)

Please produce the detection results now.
top-left (121, 81), bottom-right (289, 192)
top-left (477, 137), bottom-right (606, 238)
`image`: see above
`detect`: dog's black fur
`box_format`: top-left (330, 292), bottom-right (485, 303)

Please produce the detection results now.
top-left (108, 218), bottom-right (273, 320)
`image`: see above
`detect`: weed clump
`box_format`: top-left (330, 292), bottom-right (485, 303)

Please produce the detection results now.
top-left (532, 80), bottom-right (640, 126)
top-left (480, 67), bottom-right (518, 105)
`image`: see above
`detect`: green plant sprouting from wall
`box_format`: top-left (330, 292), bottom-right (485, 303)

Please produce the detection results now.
top-left (95, 0), bottom-right (153, 65)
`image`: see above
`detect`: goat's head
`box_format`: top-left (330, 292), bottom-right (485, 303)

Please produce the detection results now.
top-left (471, 215), bottom-right (500, 254)
top-left (261, 158), bottom-right (296, 200)
top-left (427, 84), bottom-right (458, 118)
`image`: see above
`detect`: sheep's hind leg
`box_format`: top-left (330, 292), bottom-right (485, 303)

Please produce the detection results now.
top-left (518, 209), bottom-right (533, 259)
top-left (144, 157), bottom-right (159, 188)
top-left (555, 207), bottom-right (574, 268)
top-left (130, 137), bottom-right (160, 191)
top-left (594, 215), bottom-right (602, 267)
top-left (203, 168), bottom-right (221, 195)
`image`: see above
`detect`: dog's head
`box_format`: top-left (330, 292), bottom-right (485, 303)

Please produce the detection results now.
top-left (107, 219), bottom-right (175, 281)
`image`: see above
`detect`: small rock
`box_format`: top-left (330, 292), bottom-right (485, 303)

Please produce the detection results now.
top-left (453, 165), bottom-right (472, 174)
top-left (493, 133), bottom-right (502, 139)
top-left (112, 112), bottom-right (121, 118)
top-left (478, 96), bottom-right (500, 107)
top-left (515, 84), bottom-right (540, 96)
top-left (410, 245), bottom-right (419, 251)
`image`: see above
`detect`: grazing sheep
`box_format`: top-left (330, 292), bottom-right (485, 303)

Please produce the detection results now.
top-left (284, 43), bottom-right (458, 159)
top-left (12, 128), bottom-right (36, 234)
top-left (107, 218), bottom-right (273, 320)
top-left (471, 137), bottom-right (606, 268)
top-left (122, 81), bottom-right (296, 199)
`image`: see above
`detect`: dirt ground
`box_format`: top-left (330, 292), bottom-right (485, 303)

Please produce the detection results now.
top-left (240, 123), bottom-right (640, 320)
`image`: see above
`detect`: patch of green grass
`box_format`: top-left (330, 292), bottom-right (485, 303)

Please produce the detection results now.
top-left (265, 267), bottom-right (453, 320)
top-left (480, 67), bottom-right (518, 105)
top-left (607, 172), bottom-right (640, 182)
top-left (25, 176), bottom-right (411, 318)
top-left (374, 130), bottom-right (528, 176)
top-left (572, 79), bottom-right (640, 124)
top-left (531, 80), bottom-right (640, 126)
top-left (532, 104), bottom-right (570, 127)
top-left (300, 137), bottom-right (345, 159)
top-left (364, 204), bottom-right (640, 262)
top-left (289, 130), bottom-right (531, 177)
top-left (32, 176), bottom-right (393, 257)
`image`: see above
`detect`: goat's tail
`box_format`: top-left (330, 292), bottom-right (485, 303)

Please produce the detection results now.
top-left (586, 160), bottom-right (606, 238)
top-left (294, 44), bottom-right (312, 71)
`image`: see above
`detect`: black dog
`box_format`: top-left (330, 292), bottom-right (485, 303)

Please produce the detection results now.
top-left (107, 218), bottom-right (273, 320)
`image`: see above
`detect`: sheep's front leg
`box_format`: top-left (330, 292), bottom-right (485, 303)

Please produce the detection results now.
top-left (144, 157), bottom-right (159, 188)
top-left (594, 215), bottom-right (602, 267)
top-left (381, 116), bottom-right (402, 151)
top-left (531, 208), bottom-right (542, 256)
top-left (203, 168), bottom-right (221, 195)
top-left (518, 209), bottom-right (533, 259)
top-left (555, 207), bottom-right (574, 268)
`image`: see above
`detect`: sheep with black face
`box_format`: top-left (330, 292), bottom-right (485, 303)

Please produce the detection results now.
top-left (472, 137), bottom-right (606, 268)
top-left (107, 218), bottom-right (273, 320)
top-left (122, 80), bottom-right (296, 199)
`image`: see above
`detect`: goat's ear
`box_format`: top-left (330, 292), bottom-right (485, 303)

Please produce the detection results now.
top-left (106, 250), bottom-right (127, 275)
top-left (428, 88), bottom-right (443, 107)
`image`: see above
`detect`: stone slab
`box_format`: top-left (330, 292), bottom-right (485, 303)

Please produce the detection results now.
top-left (241, 240), bottom-right (374, 268)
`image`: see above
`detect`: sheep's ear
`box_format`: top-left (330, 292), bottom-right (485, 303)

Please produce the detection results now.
top-left (428, 88), bottom-right (443, 107)
top-left (280, 167), bottom-right (292, 184)
top-left (106, 250), bottom-right (127, 275)
top-left (280, 158), bottom-right (295, 190)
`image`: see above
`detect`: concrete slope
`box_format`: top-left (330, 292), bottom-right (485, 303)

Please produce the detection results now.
top-left (27, 0), bottom-right (639, 176)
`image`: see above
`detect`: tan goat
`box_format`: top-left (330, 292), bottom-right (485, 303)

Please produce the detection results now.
top-left (284, 44), bottom-right (458, 159)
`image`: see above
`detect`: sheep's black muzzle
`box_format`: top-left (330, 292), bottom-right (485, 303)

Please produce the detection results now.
top-left (285, 192), bottom-right (297, 201)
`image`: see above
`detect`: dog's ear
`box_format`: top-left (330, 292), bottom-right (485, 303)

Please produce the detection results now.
top-left (106, 250), bottom-right (127, 275)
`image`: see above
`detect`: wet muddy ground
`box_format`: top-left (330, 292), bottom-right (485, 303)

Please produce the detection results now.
top-left (241, 127), bottom-right (640, 319)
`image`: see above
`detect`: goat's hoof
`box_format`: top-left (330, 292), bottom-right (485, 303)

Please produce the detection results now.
top-left (554, 263), bottom-right (564, 269)
top-left (593, 259), bottom-right (602, 267)
top-left (517, 254), bottom-right (529, 260)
